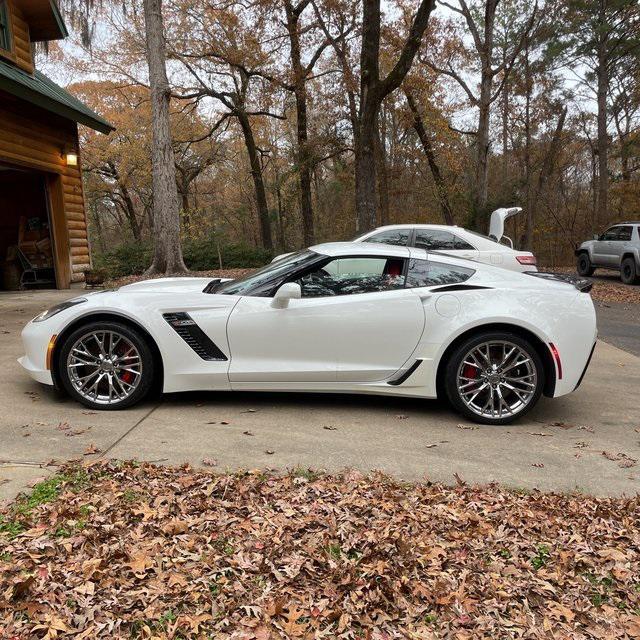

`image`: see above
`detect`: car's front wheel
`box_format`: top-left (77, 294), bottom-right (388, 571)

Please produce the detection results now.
top-left (620, 257), bottom-right (639, 285)
top-left (444, 332), bottom-right (545, 425)
top-left (576, 252), bottom-right (595, 277)
top-left (57, 321), bottom-right (155, 410)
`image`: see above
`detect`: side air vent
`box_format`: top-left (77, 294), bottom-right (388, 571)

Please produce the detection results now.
top-left (163, 312), bottom-right (228, 361)
top-left (388, 360), bottom-right (422, 386)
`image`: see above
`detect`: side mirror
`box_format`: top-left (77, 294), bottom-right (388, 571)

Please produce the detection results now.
top-left (593, 234), bottom-right (600, 240)
top-left (271, 282), bottom-right (301, 308)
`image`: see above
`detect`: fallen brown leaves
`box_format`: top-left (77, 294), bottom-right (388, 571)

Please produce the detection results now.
top-left (1, 460), bottom-right (640, 639)
top-left (542, 267), bottom-right (640, 305)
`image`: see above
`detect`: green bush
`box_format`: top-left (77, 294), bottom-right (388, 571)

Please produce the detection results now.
top-left (93, 236), bottom-right (273, 279)
top-left (93, 240), bottom-right (153, 278)
top-left (183, 236), bottom-right (273, 270)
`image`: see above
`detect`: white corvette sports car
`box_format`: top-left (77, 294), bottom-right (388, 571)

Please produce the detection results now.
top-left (20, 243), bottom-right (597, 424)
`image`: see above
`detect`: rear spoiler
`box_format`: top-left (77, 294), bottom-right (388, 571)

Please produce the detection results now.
top-left (525, 271), bottom-right (593, 293)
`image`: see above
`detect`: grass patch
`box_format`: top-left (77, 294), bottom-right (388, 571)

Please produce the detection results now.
top-left (531, 544), bottom-right (551, 571)
top-left (0, 469), bottom-right (94, 539)
top-left (292, 467), bottom-right (321, 482)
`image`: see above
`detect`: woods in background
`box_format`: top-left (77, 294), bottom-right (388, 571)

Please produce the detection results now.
top-left (52, 0), bottom-right (640, 273)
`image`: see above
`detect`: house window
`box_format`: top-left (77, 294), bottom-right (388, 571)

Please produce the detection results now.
top-left (0, 0), bottom-right (11, 52)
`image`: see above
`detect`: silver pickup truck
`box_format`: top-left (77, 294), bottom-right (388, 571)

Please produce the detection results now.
top-left (575, 222), bottom-right (640, 285)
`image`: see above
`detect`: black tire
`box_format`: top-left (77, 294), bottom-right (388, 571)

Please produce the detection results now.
top-left (444, 331), bottom-right (545, 425)
top-left (620, 257), bottom-right (639, 285)
top-left (576, 252), bottom-right (595, 277)
top-left (56, 321), bottom-right (155, 410)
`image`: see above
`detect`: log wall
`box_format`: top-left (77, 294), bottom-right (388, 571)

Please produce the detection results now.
top-left (0, 0), bottom-right (34, 74)
top-left (0, 91), bottom-right (90, 286)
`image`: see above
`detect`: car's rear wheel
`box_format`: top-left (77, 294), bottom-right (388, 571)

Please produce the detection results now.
top-left (620, 257), bottom-right (639, 285)
top-left (444, 332), bottom-right (545, 425)
top-left (57, 321), bottom-right (154, 410)
top-left (576, 253), bottom-right (594, 277)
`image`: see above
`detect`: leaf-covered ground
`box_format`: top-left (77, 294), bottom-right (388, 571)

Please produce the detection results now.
top-left (545, 267), bottom-right (640, 305)
top-left (1, 462), bottom-right (639, 639)
top-left (104, 269), bottom-right (253, 289)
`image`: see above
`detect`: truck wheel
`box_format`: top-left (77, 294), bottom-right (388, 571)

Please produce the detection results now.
top-left (620, 257), bottom-right (639, 285)
top-left (576, 253), bottom-right (594, 277)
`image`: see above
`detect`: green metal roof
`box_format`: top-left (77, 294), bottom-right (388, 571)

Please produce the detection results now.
top-left (0, 58), bottom-right (113, 133)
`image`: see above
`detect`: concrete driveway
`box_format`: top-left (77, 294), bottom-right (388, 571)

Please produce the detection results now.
top-left (1, 288), bottom-right (639, 502)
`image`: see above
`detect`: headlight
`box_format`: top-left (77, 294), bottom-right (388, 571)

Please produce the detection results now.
top-left (32, 298), bottom-right (87, 323)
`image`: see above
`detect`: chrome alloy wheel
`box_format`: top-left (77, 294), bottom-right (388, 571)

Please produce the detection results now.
top-left (455, 340), bottom-right (538, 420)
top-left (66, 330), bottom-right (142, 405)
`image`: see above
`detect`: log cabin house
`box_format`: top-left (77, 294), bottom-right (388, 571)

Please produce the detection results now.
top-left (0, 0), bottom-right (112, 289)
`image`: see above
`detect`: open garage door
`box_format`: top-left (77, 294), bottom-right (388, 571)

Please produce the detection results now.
top-left (0, 165), bottom-right (61, 290)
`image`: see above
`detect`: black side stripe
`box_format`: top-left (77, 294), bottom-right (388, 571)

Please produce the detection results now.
top-left (163, 312), bottom-right (228, 361)
top-left (431, 284), bottom-right (493, 292)
top-left (388, 360), bottom-right (422, 386)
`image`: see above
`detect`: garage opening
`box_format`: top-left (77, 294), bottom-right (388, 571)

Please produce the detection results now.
top-left (0, 165), bottom-right (57, 290)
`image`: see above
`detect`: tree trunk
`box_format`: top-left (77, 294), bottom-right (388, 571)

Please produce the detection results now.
top-left (596, 29), bottom-right (609, 227)
top-left (473, 75), bottom-right (492, 229)
top-left (91, 201), bottom-right (106, 254)
top-left (374, 115), bottom-right (390, 226)
top-left (355, 0), bottom-right (435, 231)
top-left (406, 91), bottom-right (454, 225)
top-left (295, 89), bottom-right (315, 245)
top-left (237, 111), bottom-right (273, 250)
top-left (355, 103), bottom-right (379, 232)
top-left (143, 0), bottom-right (187, 274)
top-left (285, 1), bottom-right (315, 246)
top-left (120, 183), bottom-right (142, 241)
top-left (523, 39), bottom-right (533, 251)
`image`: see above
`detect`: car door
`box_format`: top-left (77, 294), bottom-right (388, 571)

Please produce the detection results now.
top-left (593, 227), bottom-right (619, 266)
top-left (610, 225), bottom-right (633, 267)
top-left (226, 254), bottom-right (425, 384)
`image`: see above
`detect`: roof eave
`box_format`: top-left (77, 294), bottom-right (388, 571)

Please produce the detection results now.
top-left (20, 0), bottom-right (69, 41)
top-left (0, 76), bottom-right (114, 134)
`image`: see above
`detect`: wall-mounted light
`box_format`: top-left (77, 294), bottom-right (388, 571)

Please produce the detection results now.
top-left (65, 152), bottom-right (78, 167)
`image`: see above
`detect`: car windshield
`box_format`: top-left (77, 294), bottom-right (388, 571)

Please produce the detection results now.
top-left (215, 250), bottom-right (318, 296)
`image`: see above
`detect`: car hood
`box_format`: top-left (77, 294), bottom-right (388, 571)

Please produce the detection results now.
top-left (489, 207), bottom-right (523, 242)
top-left (118, 277), bottom-right (229, 293)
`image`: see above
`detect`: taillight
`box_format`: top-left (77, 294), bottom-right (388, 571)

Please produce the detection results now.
top-left (516, 255), bottom-right (537, 265)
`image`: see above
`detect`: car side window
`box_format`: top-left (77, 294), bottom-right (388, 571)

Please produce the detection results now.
top-left (295, 257), bottom-right (406, 297)
top-left (601, 227), bottom-right (620, 241)
top-left (453, 235), bottom-right (476, 250)
top-left (406, 259), bottom-right (475, 288)
top-left (414, 229), bottom-right (456, 250)
top-left (616, 226), bottom-right (632, 241)
top-left (362, 229), bottom-right (410, 246)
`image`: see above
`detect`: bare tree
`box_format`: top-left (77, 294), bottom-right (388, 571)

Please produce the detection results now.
top-left (354, 0), bottom-right (436, 231)
top-left (428, 0), bottom-right (537, 228)
top-left (405, 90), bottom-right (455, 225)
top-left (143, 0), bottom-right (187, 273)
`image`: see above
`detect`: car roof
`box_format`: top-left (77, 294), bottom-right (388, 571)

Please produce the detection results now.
top-left (613, 222), bottom-right (640, 225)
top-left (362, 224), bottom-right (461, 232)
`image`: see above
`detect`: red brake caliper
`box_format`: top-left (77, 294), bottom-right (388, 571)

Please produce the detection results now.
top-left (117, 343), bottom-right (134, 384)
top-left (463, 364), bottom-right (477, 379)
